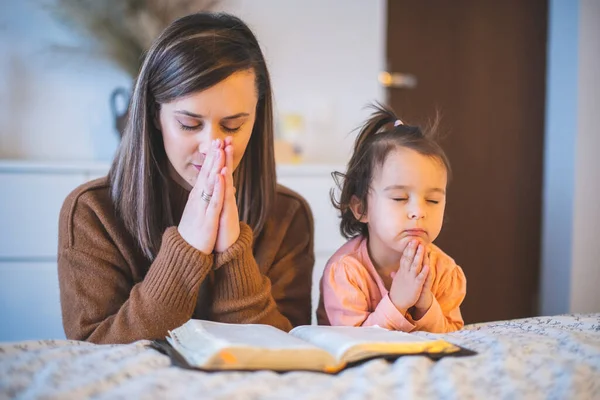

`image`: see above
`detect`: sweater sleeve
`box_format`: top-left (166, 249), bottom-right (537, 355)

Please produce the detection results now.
top-left (407, 264), bottom-right (467, 333)
top-left (322, 259), bottom-right (416, 332)
top-left (210, 201), bottom-right (314, 332)
top-left (58, 197), bottom-right (214, 344)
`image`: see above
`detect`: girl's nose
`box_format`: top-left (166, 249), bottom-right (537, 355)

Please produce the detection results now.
top-left (408, 203), bottom-right (426, 219)
top-left (408, 211), bottom-right (425, 220)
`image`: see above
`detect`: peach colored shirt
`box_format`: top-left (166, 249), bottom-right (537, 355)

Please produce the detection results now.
top-left (320, 236), bottom-right (466, 333)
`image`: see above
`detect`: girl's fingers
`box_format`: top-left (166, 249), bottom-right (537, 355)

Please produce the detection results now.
top-left (417, 264), bottom-right (429, 282)
top-left (398, 236), bottom-right (413, 254)
top-left (400, 240), bottom-right (417, 271)
top-left (410, 244), bottom-right (425, 275)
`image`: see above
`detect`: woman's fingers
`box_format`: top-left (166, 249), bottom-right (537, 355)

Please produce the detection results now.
top-left (205, 173), bottom-right (225, 226)
top-left (204, 149), bottom-right (223, 198)
top-left (222, 140), bottom-right (235, 198)
top-left (199, 140), bottom-right (217, 184)
top-left (224, 139), bottom-right (234, 170)
top-left (221, 166), bottom-right (234, 202)
top-left (197, 140), bottom-right (224, 204)
top-left (189, 140), bottom-right (216, 202)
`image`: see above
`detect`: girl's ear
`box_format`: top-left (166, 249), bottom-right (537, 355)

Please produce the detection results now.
top-left (349, 195), bottom-right (369, 223)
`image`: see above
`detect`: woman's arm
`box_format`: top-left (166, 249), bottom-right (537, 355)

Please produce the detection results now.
top-left (209, 197), bottom-right (314, 331)
top-left (58, 194), bottom-right (214, 344)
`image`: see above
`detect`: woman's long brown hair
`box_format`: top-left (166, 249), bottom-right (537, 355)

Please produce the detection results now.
top-left (109, 13), bottom-right (276, 260)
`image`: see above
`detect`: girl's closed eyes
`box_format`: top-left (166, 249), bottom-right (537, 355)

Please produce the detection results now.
top-left (389, 196), bottom-right (441, 204)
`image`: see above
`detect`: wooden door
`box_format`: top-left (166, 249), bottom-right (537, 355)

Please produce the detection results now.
top-left (386, 1), bottom-right (547, 323)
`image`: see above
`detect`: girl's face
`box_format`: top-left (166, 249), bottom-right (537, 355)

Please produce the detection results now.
top-left (357, 147), bottom-right (448, 263)
top-left (158, 69), bottom-right (258, 190)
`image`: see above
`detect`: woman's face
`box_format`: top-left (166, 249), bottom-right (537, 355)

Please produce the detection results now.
top-left (158, 69), bottom-right (258, 190)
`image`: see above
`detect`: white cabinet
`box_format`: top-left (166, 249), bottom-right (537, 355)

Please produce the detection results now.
top-left (0, 262), bottom-right (65, 341)
top-left (0, 161), bottom-right (346, 340)
top-left (0, 161), bottom-right (96, 341)
top-left (0, 172), bottom-right (87, 258)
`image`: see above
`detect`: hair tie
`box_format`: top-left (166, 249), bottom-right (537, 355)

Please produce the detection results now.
top-left (394, 119), bottom-right (403, 127)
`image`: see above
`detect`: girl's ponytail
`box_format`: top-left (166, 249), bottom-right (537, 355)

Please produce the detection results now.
top-left (353, 102), bottom-right (398, 152)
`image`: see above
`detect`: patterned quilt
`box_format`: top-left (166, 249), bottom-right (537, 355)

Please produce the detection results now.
top-left (1, 314), bottom-right (599, 399)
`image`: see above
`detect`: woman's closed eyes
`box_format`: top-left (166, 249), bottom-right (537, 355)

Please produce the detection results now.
top-left (176, 119), bottom-right (244, 133)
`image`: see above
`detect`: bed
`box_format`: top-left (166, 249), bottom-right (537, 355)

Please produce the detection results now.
top-left (1, 314), bottom-right (599, 399)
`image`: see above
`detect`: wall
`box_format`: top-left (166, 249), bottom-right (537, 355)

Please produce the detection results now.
top-left (0, 0), bottom-right (386, 164)
top-left (540, 0), bottom-right (600, 315)
top-left (539, 0), bottom-right (579, 315)
top-left (220, 0), bottom-right (386, 163)
top-left (570, 0), bottom-right (600, 313)
top-left (0, 1), bottom-right (127, 161)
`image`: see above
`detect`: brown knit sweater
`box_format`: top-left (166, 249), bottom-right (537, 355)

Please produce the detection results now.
top-left (57, 177), bottom-right (314, 344)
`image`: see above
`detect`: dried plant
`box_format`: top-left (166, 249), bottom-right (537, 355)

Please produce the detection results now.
top-left (42, 0), bottom-right (220, 77)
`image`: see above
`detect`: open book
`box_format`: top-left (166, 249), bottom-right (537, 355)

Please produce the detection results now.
top-left (155, 320), bottom-right (473, 373)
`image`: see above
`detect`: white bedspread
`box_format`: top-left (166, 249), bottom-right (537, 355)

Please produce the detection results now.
top-left (1, 314), bottom-right (599, 399)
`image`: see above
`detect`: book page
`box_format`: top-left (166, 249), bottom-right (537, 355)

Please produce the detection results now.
top-left (289, 325), bottom-right (458, 363)
top-left (169, 320), bottom-right (338, 371)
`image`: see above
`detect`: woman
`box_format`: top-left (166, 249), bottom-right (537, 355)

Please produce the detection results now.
top-left (57, 12), bottom-right (314, 344)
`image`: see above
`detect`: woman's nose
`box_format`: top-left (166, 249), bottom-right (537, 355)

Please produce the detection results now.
top-left (198, 123), bottom-right (226, 153)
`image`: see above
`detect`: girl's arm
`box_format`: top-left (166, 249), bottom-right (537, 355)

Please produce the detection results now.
top-left (209, 196), bottom-right (314, 331)
top-left (408, 261), bottom-right (466, 333)
top-left (321, 258), bottom-right (416, 332)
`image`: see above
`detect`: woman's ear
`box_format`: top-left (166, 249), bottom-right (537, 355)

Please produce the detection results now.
top-left (349, 195), bottom-right (368, 223)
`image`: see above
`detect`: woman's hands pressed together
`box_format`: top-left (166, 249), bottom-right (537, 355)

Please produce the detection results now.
top-left (178, 138), bottom-right (240, 255)
top-left (214, 136), bottom-right (240, 253)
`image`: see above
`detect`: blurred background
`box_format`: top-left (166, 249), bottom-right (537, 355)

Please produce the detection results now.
top-left (0, 0), bottom-right (598, 341)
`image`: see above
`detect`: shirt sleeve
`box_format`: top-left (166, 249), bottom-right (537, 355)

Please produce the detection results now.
top-left (407, 264), bottom-right (467, 333)
top-left (210, 199), bottom-right (314, 332)
top-left (59, 196), bottom-right (214, 344)
top-left (321, 259), bottom-right (416, 332)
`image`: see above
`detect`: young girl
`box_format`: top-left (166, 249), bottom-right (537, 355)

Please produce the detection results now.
top-left (317, 104), bottom-right (466, 333)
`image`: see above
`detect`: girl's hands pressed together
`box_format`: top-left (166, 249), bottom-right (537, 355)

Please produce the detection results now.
top-left (389, 240), bottom-right (429, 315)
top-left (412, 247), bottom-right (435, 319)
top-left (178, 139), bottom-right (225, 254)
